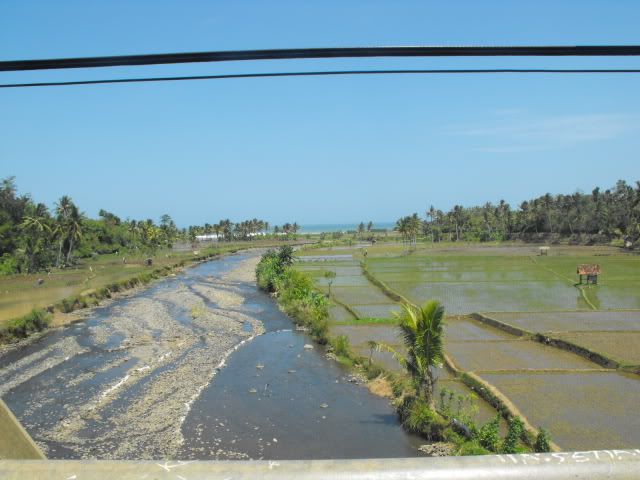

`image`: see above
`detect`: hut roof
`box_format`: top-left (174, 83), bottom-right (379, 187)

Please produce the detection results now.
top-left (577, 264), bottom-right (601, 275)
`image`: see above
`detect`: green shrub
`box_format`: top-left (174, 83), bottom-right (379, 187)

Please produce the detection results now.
top-left (534, 428), bottom-right (552, 453)
top-left (331, 335), bottom-right (351, 357)
top-left (1, 309), bottom-right (51, 339)
top-left (364, 363), bottom-right (384, 380)
top-left (59, 297), bottom-right (74, 313)
top-left (478, 414), bottom-right (501, 452)
top-left (399, 396), bottom-right (447, 440)
top-left (0, 253), bottom-right (19, 275)
top-left (502, 416), bottom-right (525, 454)
top-left (455, 440), bottom-right (491, 456)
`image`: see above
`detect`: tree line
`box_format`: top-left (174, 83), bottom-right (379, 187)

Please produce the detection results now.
top-left (0, 177), bottom-right (184, 274)
top-left (0, 177), bottom-right (296, 275)
top-left (396, 179), bottom-right (640, 245)
top-left (186, 220), bottom-right (300, 241)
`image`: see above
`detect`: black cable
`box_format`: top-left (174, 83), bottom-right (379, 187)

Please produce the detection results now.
top-left (3, 69), bottom-right (640, 89)
top-left (2, 45), bottom-right (640, 72)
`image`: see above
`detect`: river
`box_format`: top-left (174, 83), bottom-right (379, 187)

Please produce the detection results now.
top-left (0, 251), bottom-right (423, 459)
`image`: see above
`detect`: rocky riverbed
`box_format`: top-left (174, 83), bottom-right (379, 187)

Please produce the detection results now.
top-left (0, 251), bottom-right (423, 460)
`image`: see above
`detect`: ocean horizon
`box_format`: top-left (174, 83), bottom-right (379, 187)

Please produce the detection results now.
top-left (299, 222), bottom-right (395, 233)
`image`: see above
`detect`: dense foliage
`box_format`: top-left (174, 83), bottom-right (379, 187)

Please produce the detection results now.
top-left (0, 177), bottom-right (290, 274)
top-left (256, 246), bottom-right (329, 343)
top-left (0, 177), bottom-right (182, 274)
top-left (397, 179), bottom-right (640, 245)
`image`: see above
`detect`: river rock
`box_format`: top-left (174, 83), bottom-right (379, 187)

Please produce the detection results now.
top-left (418, 443), bottom-right (454, 456)
top-left (303, 344), bottom-right (314, 350)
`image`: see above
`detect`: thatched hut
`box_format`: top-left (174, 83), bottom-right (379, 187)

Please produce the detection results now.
top-left (577, 264), bottom-right (600, 285)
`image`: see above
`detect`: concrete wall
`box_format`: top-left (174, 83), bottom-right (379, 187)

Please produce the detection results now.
top-left (0, 399), bottom-right (44, 459)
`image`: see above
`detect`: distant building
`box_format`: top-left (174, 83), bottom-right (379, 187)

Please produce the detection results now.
top-left (195, 234), bottom-right (220, 242)
top-left (577, 264), bottom-right (601, 285)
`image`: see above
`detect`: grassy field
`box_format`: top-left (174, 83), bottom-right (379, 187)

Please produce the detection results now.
top-left (0, 239), bottom-right (300, 326)
top-left (295, 241), bottom-right (640, 449)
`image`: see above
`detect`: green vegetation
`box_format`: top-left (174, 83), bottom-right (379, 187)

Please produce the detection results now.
top-left (417, 179), bottom-right (640, 245)
top-left (256, 247), bottom-right (330, 344)
top-left (372, 299), bottom-right (544, 454)
top-left (376, 301), bottom-right (445, 406)
top-left (0, 246), bottom-right (249, 342)
top-left (0, 177), bottom-right (298, 278)
top-left (0, 309), bottom-right (51, 343)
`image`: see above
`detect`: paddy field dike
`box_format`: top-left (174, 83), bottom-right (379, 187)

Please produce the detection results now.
top-left (295, 242), bottom-right (640, 451)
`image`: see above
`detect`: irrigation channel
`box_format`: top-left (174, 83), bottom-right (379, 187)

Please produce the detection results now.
top-left (0, 251), bottom-right (424, 460)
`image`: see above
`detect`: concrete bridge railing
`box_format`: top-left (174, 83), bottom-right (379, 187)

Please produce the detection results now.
top-left (2, 451), bottom-right (640, 479)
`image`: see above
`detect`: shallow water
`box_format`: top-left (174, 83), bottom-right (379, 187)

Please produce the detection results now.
top-left (489, 310), bottom-right (640, 333)
top-left (446, 339), bottom-right (602, 372)
top-left (479, 371), bottom-right (640, 450)
top-left (0, 251), bottom-right (423, 459)
top-left (180, 328), bottom-right (423, 459)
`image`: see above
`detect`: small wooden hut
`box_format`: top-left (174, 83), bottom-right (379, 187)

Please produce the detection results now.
top-left (539, 246), bottom-right (550, 256)
top-left (577, 264), bottom-right (601, 285)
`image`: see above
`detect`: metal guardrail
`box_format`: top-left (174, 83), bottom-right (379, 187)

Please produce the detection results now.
top-left (2, 451), bottom-right (640, 479)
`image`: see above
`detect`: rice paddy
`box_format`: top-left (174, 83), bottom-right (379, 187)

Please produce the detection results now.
top-left (295, 242), bottom-right (640, 450)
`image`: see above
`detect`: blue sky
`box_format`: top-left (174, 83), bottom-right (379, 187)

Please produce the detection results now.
top-left (2, 1), bottom-right (640, 226)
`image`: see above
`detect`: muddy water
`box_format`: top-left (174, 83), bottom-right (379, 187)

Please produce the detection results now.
top-left (0, 251), bottom-right (423, 459)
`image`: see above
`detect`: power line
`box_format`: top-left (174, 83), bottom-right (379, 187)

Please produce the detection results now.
top-left (2, 45), bottom-right (640, 72)
top-left (3, 69), bottom-right (640, 89)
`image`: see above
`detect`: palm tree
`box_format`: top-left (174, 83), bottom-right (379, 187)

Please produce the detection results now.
top-left (20, 204), bottom-right (51, 272)
top-left (65, 205), bottom-right (84, 265)
top-left (324, 270), bottom-right (336, 296)
top-left (54, 195), bottom-right (74, 267)
top-left (376, 300), bottom-right (445, 407)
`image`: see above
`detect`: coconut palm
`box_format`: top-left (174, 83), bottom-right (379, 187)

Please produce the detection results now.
top-left (19, 204), bottom-right (51, 272)
top-left (65, 205), bottom-right (84, 265)
top-left (376, 300), bottom-right (445, 406)
top-left (54, 195), bottom-right (74, 267)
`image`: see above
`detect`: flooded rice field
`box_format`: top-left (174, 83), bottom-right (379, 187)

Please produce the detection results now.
top-left (366, 253), bottom-right (640, 313)
top-left (446, 339), bottom-right (603, 372)
top-left (0, 251), bottom-right (424, 460)
top-left (552, 332), bottom-right (640, 365)
top-left (296, 259), bottom-right (398, 321)
top-left (479, 371), bottom-right (640, 450)
top-left (488, 310), bottom-right (640, 333)
top-left (385, 280), bottom-right (587, 314)
top-left (296, 244), bottom-right (640, 451)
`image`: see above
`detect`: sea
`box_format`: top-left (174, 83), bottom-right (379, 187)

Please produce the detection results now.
top-left (299, 222), bottom-right (395, 234)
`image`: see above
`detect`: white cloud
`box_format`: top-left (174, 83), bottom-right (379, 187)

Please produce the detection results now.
top-left (450, 112), bottom-right (640, 153)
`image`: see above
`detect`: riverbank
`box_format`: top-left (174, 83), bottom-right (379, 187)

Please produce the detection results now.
top-left (0, 253), bottom-right (265, 458)
top-left (0, 241), bottom-right (306, 346)
top-left (2, 250), bottom-right (424, 460)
